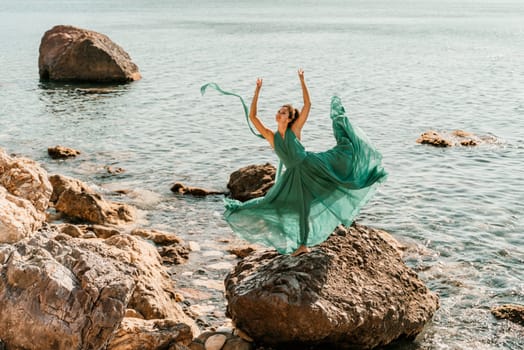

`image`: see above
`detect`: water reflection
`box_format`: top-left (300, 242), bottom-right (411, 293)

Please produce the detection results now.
top-left (38, 81), bottom-right (131, 116)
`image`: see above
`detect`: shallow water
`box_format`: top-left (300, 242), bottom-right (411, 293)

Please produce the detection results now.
top-left (1, 0), bottom-right (523, 348)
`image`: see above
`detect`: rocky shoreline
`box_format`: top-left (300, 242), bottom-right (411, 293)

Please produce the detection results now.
top-left (0, 146), bottom-right (446, 350)
top-left (0, 25), bottom-right (517, 346)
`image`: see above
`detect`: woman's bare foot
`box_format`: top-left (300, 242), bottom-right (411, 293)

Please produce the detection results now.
top-left (291, 245), bottom-right (310, 257)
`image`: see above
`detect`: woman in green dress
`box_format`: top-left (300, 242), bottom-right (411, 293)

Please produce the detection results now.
top-left (223, 69), bottom-right (387, 256)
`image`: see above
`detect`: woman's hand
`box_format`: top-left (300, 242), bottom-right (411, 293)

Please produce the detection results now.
top-left (298, 68), bottom-right (305, 81)
top-left (256, 78), bottom-right (263, 91)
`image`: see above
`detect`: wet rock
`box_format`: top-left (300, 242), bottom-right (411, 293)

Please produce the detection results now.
top-left (105, 165), bottom-right (126, 175)
top-left (227, 245), bottom-right (257, 259)
top-left (107, 318), bottom-right (193, 350)
top-left (39, 25), bottom-right (141, 83)
top-left (416, 129), bottom-right (496, 147)
top-left (227, 163), bottom-right (276, 202)
top-left (171, 182), bottom-right (225, 197)
top-left (131, 228), bottom-right (190, 265)
top-left (0, 149), bottom-right (52, 243)
top-left (491, 304), bottom-right (524, 326)
top-left (225, 224), bottom-right (439, 349)
top-left (416, 130), bottom-right (453, 147)
top-left (49, 174), bottom-right (136, 225)
top-left (0, 229), bottom-right (135, 350)
top-left (47, 145), bottom-right (80, 159)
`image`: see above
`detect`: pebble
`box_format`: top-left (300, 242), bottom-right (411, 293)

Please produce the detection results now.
top-left (204, 334), bottom-right (227, 350)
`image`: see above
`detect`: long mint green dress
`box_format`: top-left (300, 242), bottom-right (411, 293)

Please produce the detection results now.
top-left (223, 96), bottom-right (388, 254)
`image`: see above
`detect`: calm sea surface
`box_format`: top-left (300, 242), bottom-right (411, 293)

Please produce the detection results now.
top-left (1, 1), bottom-right (523, 348)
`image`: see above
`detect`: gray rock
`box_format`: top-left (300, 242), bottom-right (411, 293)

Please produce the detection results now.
top-left (225, 224), bottom-right (439, 349)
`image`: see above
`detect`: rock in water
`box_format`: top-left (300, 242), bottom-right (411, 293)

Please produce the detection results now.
top-left (39, 25), bottom-right (141, 83)
top-left (491, 304), bottom-right (524, 326)
top-left (49, 174), bottom-right (136, 225)
top-left (227, 163), bottom-right (276, 202)
top-left (47, 145), bottom-right (81, 159)
top-left (225, 224), bottom-right (439, 349)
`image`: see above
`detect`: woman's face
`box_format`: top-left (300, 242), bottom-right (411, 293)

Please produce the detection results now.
top-left (275, 106), bottom-right (290, 123)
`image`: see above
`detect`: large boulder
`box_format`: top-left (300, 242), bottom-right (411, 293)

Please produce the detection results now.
top-left (0, 227), bottom-right (198, 350)
top-left (225, 224), bottom-right (439, 349)
top-left (49, 174), bottom-right (136, 225)
top-left (0, 149), bottom-right (52, 243)
top-left (0, 230), bottom-right (136, 350)
top-left (227, 163), bottom-right (276, 202)
top-left (39, 25), bottom-right (141, 83)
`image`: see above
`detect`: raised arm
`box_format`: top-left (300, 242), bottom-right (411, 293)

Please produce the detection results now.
top-left (249, 78), bottom-right (275, 147)
top-left (291, 68), bottom-right (311, 138)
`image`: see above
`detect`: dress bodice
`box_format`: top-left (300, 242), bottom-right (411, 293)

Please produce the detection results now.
top-left (274, 128), bottom-right (308, 169)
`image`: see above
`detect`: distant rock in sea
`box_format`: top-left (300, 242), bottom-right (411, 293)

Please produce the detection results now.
top-left (38, 25), bottom-right (141, 83)
top-left (47, 145), bottom-right (81, 159)
top-left (416, 130), bottom-right (497, 147)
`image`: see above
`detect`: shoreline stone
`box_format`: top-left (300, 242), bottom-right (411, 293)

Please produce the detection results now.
top-left (0, 149), bottom-right (52, 243)
top-left (49, 174), bottom-right (136, 225)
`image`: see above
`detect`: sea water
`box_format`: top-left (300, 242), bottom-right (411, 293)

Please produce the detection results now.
top-left (0, 0), bottom-right (523, 348)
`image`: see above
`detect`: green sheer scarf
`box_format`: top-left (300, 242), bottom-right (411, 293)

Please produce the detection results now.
top-left (201, 82), bottom-right (284, 180)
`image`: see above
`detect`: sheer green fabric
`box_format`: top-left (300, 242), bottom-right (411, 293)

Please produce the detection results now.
top-left (224, 96), bottom-right (388, 254)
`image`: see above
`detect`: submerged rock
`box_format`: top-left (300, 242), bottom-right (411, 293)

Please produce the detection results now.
top-left (225, 224), bottom-right (439, 349)
top-left (416, 129), bottom-right (497, 147)
top-left (491, 304), bottom-right (524, 326)
top-left (47, 145), bottom-right (81, 159)
top-left (49, 174), bottom-right (136, 225)
top-left (171, 182), bottom-right (225, 197)
top-left (39, 25), bottom-right (141, 83)
top-left (0, 149), bottom-right (52, 243)
top-left (227, 163), bottom-right (276, 202)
